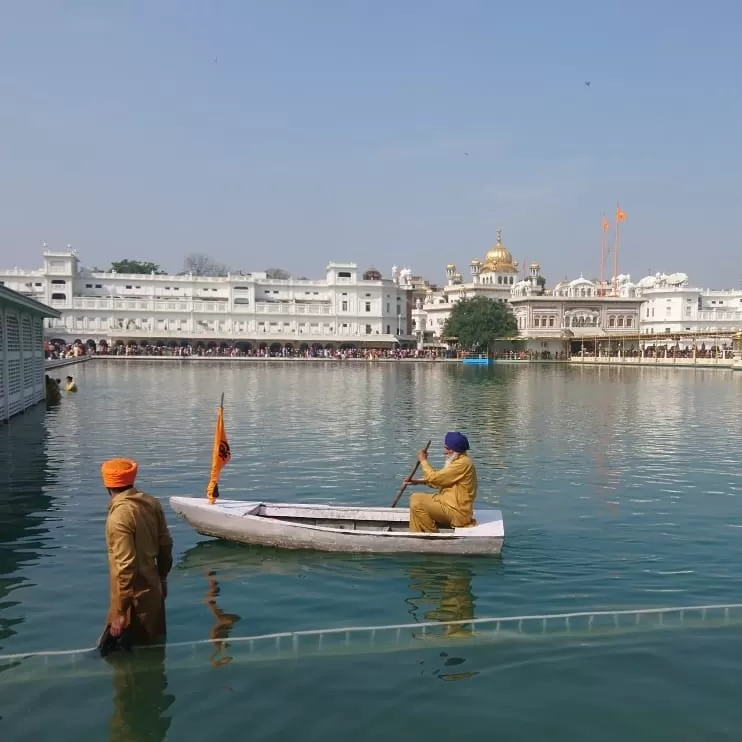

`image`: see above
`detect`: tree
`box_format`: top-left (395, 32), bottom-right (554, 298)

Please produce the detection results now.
top-left (442, 296), bottom-right (518, 352)
top-left (536, 275), bottom-right (546, 294)
top-left (110, 259), bottom-right (163, 274)
top-left (184, 253), bottom-right (229, 276)
top-left (266, 268), bottom-right (291, 279)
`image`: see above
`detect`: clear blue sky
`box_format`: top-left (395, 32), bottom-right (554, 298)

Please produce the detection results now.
top-left (1, 0), bottom-right (740, 287)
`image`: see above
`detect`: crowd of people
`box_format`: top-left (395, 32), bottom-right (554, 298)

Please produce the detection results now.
top-left (46, 340), bottom-right (457, 360)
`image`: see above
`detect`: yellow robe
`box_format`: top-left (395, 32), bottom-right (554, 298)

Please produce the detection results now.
top-left (106, 487), bottom-right (173, 644)
top-left (409, 453), bottom-right (478, 532)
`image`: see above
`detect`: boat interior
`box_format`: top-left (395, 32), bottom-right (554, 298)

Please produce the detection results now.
top-left (254, 504), bottom-right (455, 533)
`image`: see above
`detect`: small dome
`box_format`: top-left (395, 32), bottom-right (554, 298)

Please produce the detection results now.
top-left (363, 268), bottom-right (382, 281)
top-left (637, 275), bottom-right (657, 289)
top-left (569, 273), bottom-right (594, 287)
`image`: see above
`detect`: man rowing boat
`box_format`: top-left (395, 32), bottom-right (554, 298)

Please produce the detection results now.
top-left (404, 432), bottom-right (478, 533)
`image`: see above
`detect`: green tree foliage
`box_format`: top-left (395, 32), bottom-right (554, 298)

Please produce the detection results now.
top-left (442, 296), bottom-right (518, 351)
top-left (110, 259), bottom-right (163, 274)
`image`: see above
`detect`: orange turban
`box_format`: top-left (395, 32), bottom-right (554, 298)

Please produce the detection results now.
top-left (101, 458), bottom-right (138, 488)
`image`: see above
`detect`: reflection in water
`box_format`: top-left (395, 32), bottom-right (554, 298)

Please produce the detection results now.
top-left (406, 561), bottom-right (479, 681)
top-left (106, 647), bottom-right (175, 742)
top-left (0, 407), bottom-right (60, 654)
top-left (204, 570), bottom-right (241, 668)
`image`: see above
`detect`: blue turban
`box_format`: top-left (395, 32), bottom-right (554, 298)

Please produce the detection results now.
top-left (444, 431), bottom-right (470, 453)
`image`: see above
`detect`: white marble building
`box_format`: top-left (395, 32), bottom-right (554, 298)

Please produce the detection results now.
top-left (0, 248), bottom-right (414, 348)
top-left (635, 272), bottom-right (742, 336)
top-left (411, 229), bottom-right (531, 346)
top-left (409, 229), bottom-right (643, 353)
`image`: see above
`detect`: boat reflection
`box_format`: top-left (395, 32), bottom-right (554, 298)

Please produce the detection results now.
top-left (105, 647), bottom-right (175, 742)
top-left (204, 570), bottom-right (241, 668)
top-left (177, 539), bottom-right (382, 579)
top-left (406, 560), bottom-right (479, 682)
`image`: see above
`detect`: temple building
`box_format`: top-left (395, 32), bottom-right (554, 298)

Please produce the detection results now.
top-left (410, 229), bottom-right (643, 354)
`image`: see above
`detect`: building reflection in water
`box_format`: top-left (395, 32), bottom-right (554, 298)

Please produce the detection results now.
top-left (204, 569), bottom-right (241, 668)
top-left (0, 406), bottom-right (60, 656)
top-left (105, 647), bottom-right (175, 742)
top-left (405, 560), bottom-right (479, 682)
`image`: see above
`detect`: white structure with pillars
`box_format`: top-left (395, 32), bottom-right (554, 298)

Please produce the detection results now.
top-left (636, 272), bottom-right (742, 336)
top-left (0, 249), bottom-right (413, 349)
top-left (0, 285), bottom-right (60, 423)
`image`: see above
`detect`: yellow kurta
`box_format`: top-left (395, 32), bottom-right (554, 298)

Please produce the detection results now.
top-left (105, 487), bottom-right (173, 644)
top-left (409, 453), bottom-right (478, 532)
top-left (65, 382), bottom-right (77, 392)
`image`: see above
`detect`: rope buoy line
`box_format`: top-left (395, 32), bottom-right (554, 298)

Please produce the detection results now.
top-left (1, 603), bottom-right (740, 663)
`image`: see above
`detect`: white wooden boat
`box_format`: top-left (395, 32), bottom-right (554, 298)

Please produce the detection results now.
top-left (170, 497), bottom-right (504, 556)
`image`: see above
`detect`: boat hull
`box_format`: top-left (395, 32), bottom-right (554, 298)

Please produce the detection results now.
top-left (169, 497), bottom-right (504, 556)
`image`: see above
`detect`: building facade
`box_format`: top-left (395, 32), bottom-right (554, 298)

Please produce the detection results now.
top-left (0, 286), bottom-right (61, 422)
top-left (636, 272), bottom-right (742, 336)
top-left (411, 230), bottom-right (543, 347)
top-left (409, 230), bottom-right (643, 353)
top-left (0, 249), bottom-right (414, 349)
top-left (509, 274), bottom-right (643, 355)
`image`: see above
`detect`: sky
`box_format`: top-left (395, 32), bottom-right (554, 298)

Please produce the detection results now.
top-left (1, 0), bottom-right (741, 288)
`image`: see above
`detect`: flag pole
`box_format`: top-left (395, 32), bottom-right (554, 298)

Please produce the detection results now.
top-left (600, 213), bottom-right (606, 296)
top-left (613, 203), bottom-right (620, 296)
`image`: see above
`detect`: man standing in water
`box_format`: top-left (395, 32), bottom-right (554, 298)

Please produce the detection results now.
top-left (405, 432), bottom-right (478, 533)
top-left (100, 458), bottom-right (173, 648)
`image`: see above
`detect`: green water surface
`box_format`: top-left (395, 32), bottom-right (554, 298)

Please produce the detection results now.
top-left (2, 361), bottom-right (742, 741)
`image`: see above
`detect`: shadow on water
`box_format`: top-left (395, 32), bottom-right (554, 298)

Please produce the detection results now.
top-left (0, 406), bottom-right (61, 655)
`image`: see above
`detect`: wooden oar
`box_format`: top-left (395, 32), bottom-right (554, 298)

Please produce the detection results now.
top-left (391, 440), bottom-right (431, 508)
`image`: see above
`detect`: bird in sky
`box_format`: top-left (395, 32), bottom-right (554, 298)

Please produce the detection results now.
top-left (585, 81), bottom-right (591, 87)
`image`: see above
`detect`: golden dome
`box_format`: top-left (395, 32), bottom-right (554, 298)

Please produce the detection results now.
top-left (480, 228), bottom-right (517, 274)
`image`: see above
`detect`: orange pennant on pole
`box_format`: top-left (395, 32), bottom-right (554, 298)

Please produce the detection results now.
top-left (616, 207), bottom-right (627, 223)
top-left (206, 395), bottom-right (231, 503)
top-left (601, 215), bottom-right (610, 232)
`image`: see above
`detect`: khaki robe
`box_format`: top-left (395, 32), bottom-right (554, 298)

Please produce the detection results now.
top-left (409, 453), bottom-right (478, 532)
top-left (105, 487), bottom-right (173, 645)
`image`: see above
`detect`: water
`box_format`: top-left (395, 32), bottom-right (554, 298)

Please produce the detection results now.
top-left (2, 361), bottom-right (742, 740)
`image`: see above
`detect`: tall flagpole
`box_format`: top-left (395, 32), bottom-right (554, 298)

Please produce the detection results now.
top-left (600, 213), bottom-right (606, 296)
top-left (613, 203), bottom-right (620, 296)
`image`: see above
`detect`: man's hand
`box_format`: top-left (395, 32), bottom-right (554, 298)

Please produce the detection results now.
top-left (109, 614), bottom-right (127, 637)
top-left (404, 477), bottom-right (424, 486)
top-left (417, 449), bottom-right (428, 463)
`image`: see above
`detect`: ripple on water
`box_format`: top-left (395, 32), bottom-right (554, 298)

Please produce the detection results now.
top-left (1, 362), bottom-right (742, 739)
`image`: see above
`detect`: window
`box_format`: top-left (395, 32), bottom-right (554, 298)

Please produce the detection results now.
top-left (609, 317), bottom-right (615, 327)
top-left (51, 292), bottom-right (66, 300)
top-left (341, 301), bottom-right (348, 311)
top-left (549, 317), bottom-right (554, 327)
top-left (386, 303), bottom-right (390, 313)
top-left (365, 302), bottom-right (371, 312)
top-left (95, 284), bottom-right (102, 288)
top-left (338, 271), bottom-right (351, 278)
top-left (617, 317), bottom-right (624, 327)
top-left (51, 279), bottom-right (66, 285)
top-left (85, 283), bottom-right (93, 288)
top-left (626, 317), bottom-right (633, 327)
top-left (125, 285), bottom-right (132, 289)
top-left (386, 325), bottom-right (391, 334)
top-left (365, 324), bottom-right (372, 334)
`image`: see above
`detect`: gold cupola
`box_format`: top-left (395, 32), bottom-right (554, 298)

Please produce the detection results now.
top-left (480, 228), bottom-right (517, 274)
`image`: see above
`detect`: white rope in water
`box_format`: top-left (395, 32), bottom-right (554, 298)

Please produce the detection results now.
top-left (1, 602), bottom-right (741, 664)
